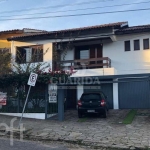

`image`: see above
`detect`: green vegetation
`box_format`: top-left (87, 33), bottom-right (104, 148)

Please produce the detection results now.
top-left (122, 109), bottom-right (137, 124)
top-left (0, 52), bottom-right (11, 76)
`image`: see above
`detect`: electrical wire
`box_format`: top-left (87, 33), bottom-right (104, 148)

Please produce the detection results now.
top-left (0, 7), bottom-right (150, 21)
top-left (0, 1), bottom-right (150, 18)
top-left (0, 0), bottom-right (114, 14)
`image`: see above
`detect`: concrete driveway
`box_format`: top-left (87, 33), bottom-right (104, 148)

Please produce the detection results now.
top-left (0, 109), bottom-right (150, 149)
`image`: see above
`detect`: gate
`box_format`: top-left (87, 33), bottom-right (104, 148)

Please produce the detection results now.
top-left (119, 80), bottom-right (150, 109)
top-left (0, 84), bottom-right (47, 113)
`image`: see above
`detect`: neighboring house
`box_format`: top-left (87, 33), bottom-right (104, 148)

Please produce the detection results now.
top-left (0, 28), bottom-right (47, 53)
top-left (8, 21), bottom-right (150, 110)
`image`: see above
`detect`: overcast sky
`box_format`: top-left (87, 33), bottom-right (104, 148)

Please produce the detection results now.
top-left (0, 0), bottom-right (149, 31)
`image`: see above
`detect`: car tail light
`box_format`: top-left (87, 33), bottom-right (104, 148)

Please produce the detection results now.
top-left (78, 100), bottom-right (82, 106)
top-left (101, 100), bottom-right (105, 106)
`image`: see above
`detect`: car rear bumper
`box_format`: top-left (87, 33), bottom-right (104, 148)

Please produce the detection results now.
top-left (78, 107), bottom-right (106, 114)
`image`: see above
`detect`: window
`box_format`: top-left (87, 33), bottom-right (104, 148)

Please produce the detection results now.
top-left (16, 45), bottom-right (43, 64)
top-left (32, 45), bottom-right (43, 62)
top-left (75, 45), bottom-right (102, 60)
top-left (124, 41), bottom-right (130, 51)
top-left (79, 50), bottom-right (89, 65)
top-left (16, 47), bottom-right (26, 64)
top-left (143, 39), bottom-right (149, 49)
top-left (134, 40), bottom-right (140, 50)
top-left (80, 50), bottom-right (89, 59)
top-left (75, 45), bottom-right (103, 67)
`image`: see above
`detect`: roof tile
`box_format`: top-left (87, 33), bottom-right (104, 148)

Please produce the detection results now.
top-left (8, 21), bottom-right (128, 41)
top-left (116, 24), bottom-right (150, 34)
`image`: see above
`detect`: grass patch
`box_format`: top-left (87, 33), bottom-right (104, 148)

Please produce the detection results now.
top-left (78, 117), bottom-right (88, 122)
top-left (122, 109), bottom-right (137, 124)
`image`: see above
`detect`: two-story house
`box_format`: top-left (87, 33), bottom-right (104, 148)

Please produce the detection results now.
top-left (8, 21), bottom-right (150, 110)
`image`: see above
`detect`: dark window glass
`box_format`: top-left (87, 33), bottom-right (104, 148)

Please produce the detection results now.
top-left (16, 47), bottom-right (26, 64)
top-left (80, 50), bottom-right (89, 59)
top-left (134, 40), bottom-right (140, 51)
top-left (32, 45), bottom-right (43, 62)
top-left (143, 39), bottom-right (149, 49)
top-left (81, 94), bottom-right (101, 101)
top-left (124, 41), bottom-right (130, 51)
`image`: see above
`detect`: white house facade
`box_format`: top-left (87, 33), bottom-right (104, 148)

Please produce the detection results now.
top-left (8, 21), bottom-right (150, 110)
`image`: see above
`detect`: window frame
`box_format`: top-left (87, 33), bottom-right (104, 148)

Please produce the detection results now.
top-left (134, 39), bottom-right (140, 51)
top-left (143, 38), bottom-right (149, 50)
top-left (16, 45), bottom-right (43, 64)
top-left (16, 46), bottom-right (27, 64)
top-left (32, 45), bottom-right (43, 63)
top-left (79, 49), bottom-right (90, 59)
top-left (124, 40), bottom-right (131, 51)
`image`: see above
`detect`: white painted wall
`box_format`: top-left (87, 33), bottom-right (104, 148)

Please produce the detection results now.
top-left (113, 79), bottom-right (119, 109)
top-left (11, 32), bottom-right (150, 76)
top-left (64, 32), bottom-right (150, 76)
top-left (77, 85), bottom-right (83, 109)
top-left (103, 33), bottom-right (150, 75)
top-left (0, 113), bottom-right (45, 119)
top-left (77, 85), bottom-right (83, 100)
top-left (66, 32), bottom-right (150, 76)
top-left (71, 68), bottom-right (117, 77)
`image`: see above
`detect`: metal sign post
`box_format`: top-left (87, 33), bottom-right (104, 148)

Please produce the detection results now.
top-left (18, 72), bottom-right (38, 128)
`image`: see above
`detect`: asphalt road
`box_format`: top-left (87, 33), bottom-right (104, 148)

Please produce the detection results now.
top-left (0, 138), bottom-right (69, 150)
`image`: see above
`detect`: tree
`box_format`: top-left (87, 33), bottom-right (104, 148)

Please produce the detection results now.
top-left (0, 50), bottom-right (11, 76)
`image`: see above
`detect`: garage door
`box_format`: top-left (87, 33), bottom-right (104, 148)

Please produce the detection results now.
top-left (84, 84), bottom-right (113, 109)
top-left (119, 80), bottom-right (150, 109)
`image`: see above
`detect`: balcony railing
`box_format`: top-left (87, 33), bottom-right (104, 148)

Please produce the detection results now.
top-left (59, 57), bottom-right (111, 69)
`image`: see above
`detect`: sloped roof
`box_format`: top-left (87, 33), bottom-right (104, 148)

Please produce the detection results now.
top-left (116, 24), bottom-right (150, 35)
top-left (0, 28), bottom-right (47, 34)
top-left (49, 21), bottom-right (128, 32)
top-left (7, 22), bottom-right (128, 41)
top-left (0, 29), bottom-right (22, 34)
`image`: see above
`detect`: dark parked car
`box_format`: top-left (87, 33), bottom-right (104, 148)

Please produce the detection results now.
top-left (77, 92), bottom-right (109, 118)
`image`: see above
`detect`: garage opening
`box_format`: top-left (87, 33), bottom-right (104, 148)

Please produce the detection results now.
top-left (119, 80), bottom-right (150, 109)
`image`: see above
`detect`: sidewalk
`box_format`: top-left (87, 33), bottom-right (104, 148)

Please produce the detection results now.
top-left (0, 110), bottom-right (150, 150)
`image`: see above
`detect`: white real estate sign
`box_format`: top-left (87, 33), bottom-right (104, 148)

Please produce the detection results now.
top-left (27, 72), bottom-right (38, 86)
top-left (49, 84), bottom-right (57, 103)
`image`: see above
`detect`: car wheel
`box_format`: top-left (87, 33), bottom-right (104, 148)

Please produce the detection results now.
top-left (103, 109), bottom-right (108, 118)
top-left (78, 112), bottom-right (83, 118)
